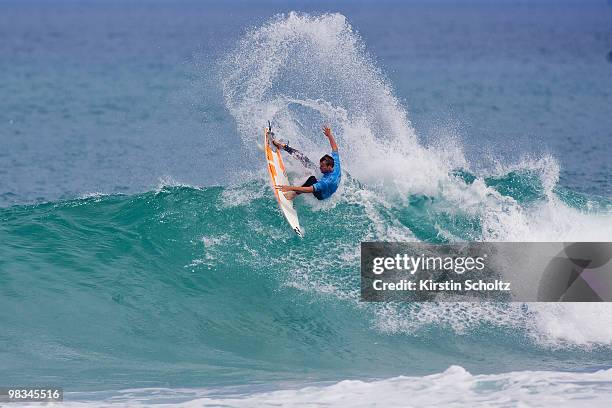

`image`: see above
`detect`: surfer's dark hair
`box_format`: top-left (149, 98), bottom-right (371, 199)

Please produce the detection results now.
top-left (320, 154), bottom-right (334, 168)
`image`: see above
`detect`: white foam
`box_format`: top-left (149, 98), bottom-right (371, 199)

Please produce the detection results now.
top-left (221, 12), bottom-right (454, 199)
top-left (155, 175), bottom-right (197, 193)
top-left (78, 192), bottom-right (109, 200)
top-left (184, 234), bottom-right (232, 270)
top-left (219, 170), bottom-right (268, 208)
top-left (220, 11), bottom-right (612, 350)
top-left (529, 303), bottom-right (612, 347)
top-left (58, 366), bottom-right (612, 407)
top-left (373, 302), bottom-right (526, 335)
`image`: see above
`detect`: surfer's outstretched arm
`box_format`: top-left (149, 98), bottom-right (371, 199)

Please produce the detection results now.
top-left (276, 185), bottom-right (314, 194)
top-left (275, 184), bottom-right (313, 201)
top-left (323, 126), bottom-right (338, 152)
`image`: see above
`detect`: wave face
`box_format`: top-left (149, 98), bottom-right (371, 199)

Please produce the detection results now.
top-left (1, 11), bottom-right (612, 399)
top-left (1, 183), bottom-right (612, 391)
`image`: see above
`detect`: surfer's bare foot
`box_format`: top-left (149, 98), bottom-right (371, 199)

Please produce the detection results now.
top-left (283, 191), bottom-right (297, 200)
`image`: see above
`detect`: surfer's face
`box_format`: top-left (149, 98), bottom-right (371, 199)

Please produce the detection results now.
top-left (319, 160), bottom-right (333, 173)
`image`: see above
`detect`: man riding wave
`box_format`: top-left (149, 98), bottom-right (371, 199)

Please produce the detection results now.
top-left (273, 126), bottom-right (341, 201)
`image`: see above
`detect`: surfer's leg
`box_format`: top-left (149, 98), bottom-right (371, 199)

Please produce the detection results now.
top-left (295, 176), bottom-right (318, 196)
top-left (272, 140), bottom-right (315, 170)
top-left (302, 176), bottom-right (324, 200)
top-left (283, 176), bottom-right (317, 200)
top-left (284, 146), bottom-right (317, 171)
top-left (301, 175), bottom-right (318, 187)
top-left (286, 147), bottom-right (316, 170)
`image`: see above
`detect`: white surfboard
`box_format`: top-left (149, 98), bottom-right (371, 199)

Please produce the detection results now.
top-left (264, 125), bottom-right (304, 238)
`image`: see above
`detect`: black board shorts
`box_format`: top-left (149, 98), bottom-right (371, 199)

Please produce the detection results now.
top-left (282, 145), bottom-right (323, 200)
top-left (301, 175), bottom-right (324, 200)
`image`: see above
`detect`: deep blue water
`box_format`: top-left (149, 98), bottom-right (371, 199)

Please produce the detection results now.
top-left (1, 0), bottom-right (610, 208)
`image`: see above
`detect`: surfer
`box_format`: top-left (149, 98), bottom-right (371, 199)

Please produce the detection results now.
top-left (273, 126), bottom-right (340, 201)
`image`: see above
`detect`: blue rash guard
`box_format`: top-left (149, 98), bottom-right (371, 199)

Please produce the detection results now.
top-left (313, 151), bottom-right (341, 200)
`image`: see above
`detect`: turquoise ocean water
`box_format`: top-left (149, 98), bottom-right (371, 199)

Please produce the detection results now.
top-left (1, 1), bottom-right (612, 406)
